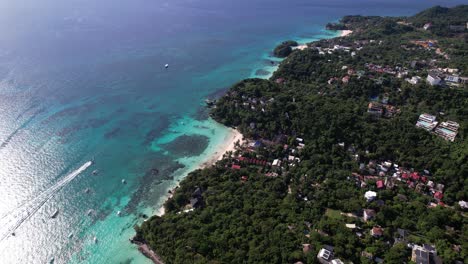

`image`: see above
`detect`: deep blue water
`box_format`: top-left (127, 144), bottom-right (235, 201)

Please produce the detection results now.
top-left (0, 0), bottom-right (465, 263)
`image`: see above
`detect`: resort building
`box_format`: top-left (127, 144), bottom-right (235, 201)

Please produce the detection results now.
top-left (434, 121), bottom-right (459, 141)
top-left (416, 114), bottom-right (438, 131)
top-left (426, 73), bottom-right (441, 86)
top-left (406, 76), bottom-right (421, 85)
top-left (411, 244), bottom-right (441, 264)
top-left (317, 246), bottom-right (334, 264)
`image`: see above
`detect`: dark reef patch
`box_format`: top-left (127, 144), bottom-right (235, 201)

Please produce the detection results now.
top-left (124, 153), bottom-right (185, 214)
top-left (161, 134), bottom-right (209, 157)
top-left (255, 69), bottom-right (271, 76)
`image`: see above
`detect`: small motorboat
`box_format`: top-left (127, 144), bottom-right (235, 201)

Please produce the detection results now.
top-left (50, 209), bottom-right (59, 219)
top-left (92, 170), bottom-right (99, 175)
top-left (49, 257), bottom-right (55, 264)
top-left (165, 64), bottom-right (169, 68)
top-left (87, 209), bottom-right (93, 216)
top-left (93, 236), bottom-right (98, 243)
top-left (121, 179), bottom-right (126, 184)
top-left (68, 232), bottom-right (73, 239)
top-left (84, 188), bottom-right (90, 193)
top-left (117, 211), bottom-right (121, 216)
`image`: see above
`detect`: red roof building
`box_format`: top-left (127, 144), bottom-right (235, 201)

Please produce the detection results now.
top-left (434, 191), bottom-right (443, 200)
top-left (376, 180), bottom-right (384, 189)
top-left (231, 164), bottom-right (241, 170)
top-left (411, 172), bottom-right (420, 181)
top-left (241, 176), bottom-right (248, 182)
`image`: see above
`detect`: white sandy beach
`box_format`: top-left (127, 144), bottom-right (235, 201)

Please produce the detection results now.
top-left (340, 30), bottom-right (353, 37)
top-left (156, 127), bottom-right (243, 216)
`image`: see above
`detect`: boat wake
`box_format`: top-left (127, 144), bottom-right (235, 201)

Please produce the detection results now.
top-left (0, 161), bottom-right (93, 242)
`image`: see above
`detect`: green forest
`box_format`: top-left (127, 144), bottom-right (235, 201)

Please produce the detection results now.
top-left (136, 6), bottom-right (468, 264)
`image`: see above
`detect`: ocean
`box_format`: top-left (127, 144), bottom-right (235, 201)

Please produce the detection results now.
top-left (0, 0), bottom-right (464, 263)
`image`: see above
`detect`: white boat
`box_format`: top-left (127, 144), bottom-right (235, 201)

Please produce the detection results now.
top-left (121, 179), bottom-right (126, 184)
top-left (50, 209), bottom-right (59, 219)
top-left (87, 209), bottom-right (93, 216)
top-left (93, 236), bottom-right (98, 243)
top-left (68, 232), bottom-right (73, 238)
top-left (165, 64), bottom-right (169, 68)
top-left (92, 170), bottom-right (99, 175)
top-left (84, 188), bottom-right (90, 193)
top-left (49, 257), bottom-right (55, 264)
top-left (117, 211), bottom-right (121, 216)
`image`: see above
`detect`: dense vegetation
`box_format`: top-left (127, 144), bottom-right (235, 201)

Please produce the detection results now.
top-left (137, 6), bottom-right (468, 264)
top-left (273, 40), bottom-right (299, 58)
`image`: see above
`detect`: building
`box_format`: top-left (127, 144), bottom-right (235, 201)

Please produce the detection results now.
top-left (317, 246), bottom-right (334, 264)
top-left (371, 226), bottom-right (384, 237)
top-left (376, 180), bottom-right (384, 189)
top-left (449, 25), bottom-right (465, 32)
top-left (364, 191), bottom-right (377, 202)
top-left (367, 102), bottom-right (383, 116)
top-left (423, 23), bottom-right (432, 30)
top-left (363, 209), bottom-right (376, 222)
top-left (406, 76), bottom-right (421, 85)
top-left (416, 113), bottom-right (438, 131)
top-left (426, 73), bottom-right (441, 86)
top-left (434, 121), bottom-right (459, 142)
top-left (411, 244), bottom-right (441, 264)
top-left (272, 159), bottom-right (281, 167)
top-left (445, 75), bottom-right (460, 84)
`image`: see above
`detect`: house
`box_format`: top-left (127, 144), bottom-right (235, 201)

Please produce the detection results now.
top-left (317, 246), bottom-right (333, 264)
top-left (426, 73), bottom-right (441, 86)
top-left (371, 226), bottom-right (383, 237)
top-left (367, 102), bottom-right (383, 116)
top-left (345, 223), bottom-right (356, 229)
top-left (406, 76), bottom-right (421, 85)
top-left (190, 197), bottom-right (202, 208)
top-left (434, 191), bottom-right (443, 200)
top-left (423, 23), bottom-right (432, 30)
top-left (302, 244), bottom-right (312, 253)
top-left (331, 260), bottom-right (344, 264)
top-left (272, 159), bottom-right (281, 167)
top-left (364, 191), bottom-right (377, 202)
top-left (449, 25), bottom-right (465, 32)
top-left (458, 200), bottom-right (468, 209)
top-left (342, 75), bottom-right (350, 84)
top-left (376, 180), bottom-right (384, 189)
top-left (411, 244), bottom-right (441, 264)
top-left (416, 113), bottom-right (438, 131)
top-left (363, 209), bottom-right (376, 222)
top-left (231, 164), bottom-right (241, 170)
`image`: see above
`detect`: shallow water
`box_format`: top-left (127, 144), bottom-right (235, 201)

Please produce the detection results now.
top-left (0, 0), bottom-right (464, 263)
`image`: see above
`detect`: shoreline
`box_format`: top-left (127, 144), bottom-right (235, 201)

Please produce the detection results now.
top-left (155, 126), bottom-right (243, 217)
top-left (139, 24), bottom-right (349, 264)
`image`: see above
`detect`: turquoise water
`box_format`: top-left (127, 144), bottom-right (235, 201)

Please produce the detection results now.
top-left (0, 0), bottom-right (464, 263)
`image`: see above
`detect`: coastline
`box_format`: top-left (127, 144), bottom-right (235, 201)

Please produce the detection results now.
top-left (155, 127), bottom-right (243, 217)
top-left (139, 24), bottom-right (349, 264)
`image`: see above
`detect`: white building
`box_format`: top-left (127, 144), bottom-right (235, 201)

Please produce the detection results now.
top-left (364, 191), bottom-right (377, 202)
top-left (427, 73), bottom-right (441, 86)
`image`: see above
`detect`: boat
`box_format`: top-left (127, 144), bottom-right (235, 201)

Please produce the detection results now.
top-left (87, 209), bottom-right (93, 216)
top-left (93, 236), bottom-right (98, 243)
top-left (68, 232), bottom-right (73, 238)
top-left (84, 188), bottom-right (90, 193)
top-left (49, 257), bottom-right (55, 264)
top-left (92, 170), bottom-right (99, 175)
top-left (121, 179), bottom-right (126, 184)
top-left (50, 209), bottom-right (59, 219)
top-left (165, 64), bottom-right (169, 68)
top-left (117, 211), bottom-right (121, 216)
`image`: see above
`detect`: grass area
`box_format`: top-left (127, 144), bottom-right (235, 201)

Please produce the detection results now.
top-left (325, 208), bottom-right (343, 220)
